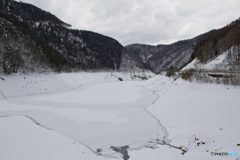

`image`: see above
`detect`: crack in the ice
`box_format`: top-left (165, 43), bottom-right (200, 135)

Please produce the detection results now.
top-left (0, 82), bottom-right (183, 159)
top-left (0, 115), bottom-right (103, 158)
top-left (142, 82), bottom-right (189, 155)
top-left (0, 90), bottom-right (6, 99)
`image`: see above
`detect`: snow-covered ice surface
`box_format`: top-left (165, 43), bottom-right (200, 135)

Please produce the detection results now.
top-left (0, 106), bottom-right (167, 158)
top-left (0, 72), bottom-right (169, 159)
top-left (1, 72), bottom-right (240, 160)
top-left (0, 71), bottom-right (154, 99)
top-left (11, 82), bottom-right (158, 107)
top-left (0, 116), bottom-right (115, 160)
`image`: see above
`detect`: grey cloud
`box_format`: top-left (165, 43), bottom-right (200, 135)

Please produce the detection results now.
top-left (17, 0), bottom-right (240, 45)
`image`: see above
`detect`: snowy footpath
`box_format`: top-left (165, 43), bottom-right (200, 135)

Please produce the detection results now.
top-left (0, 72), bottom-right (240, 160)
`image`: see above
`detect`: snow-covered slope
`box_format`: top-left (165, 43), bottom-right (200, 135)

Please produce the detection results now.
top-left (182, 53), bottom-right (227, 71)
top-left (182, 45), bottom-right (240, 71)
top-left (129, 75), bottom-right (240, 160)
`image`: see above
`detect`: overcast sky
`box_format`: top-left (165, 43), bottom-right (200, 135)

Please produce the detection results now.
top-left (17, 0), bottom-right (240, 46)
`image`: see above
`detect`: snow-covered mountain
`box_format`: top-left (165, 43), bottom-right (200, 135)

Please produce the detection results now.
top-left (183, 46), bottom-right (240, 72)
top-left (0, 0), bottom-right (147, 74)
top-left (126, 30), bottom-right (216, 73)
top-left (191, 17), bottom-right (240, 65)
top-left (180, 18), bottom-right (240, 85)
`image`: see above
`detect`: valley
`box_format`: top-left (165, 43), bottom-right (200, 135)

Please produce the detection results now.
top-left (0, 0), bottom-right (240, 159)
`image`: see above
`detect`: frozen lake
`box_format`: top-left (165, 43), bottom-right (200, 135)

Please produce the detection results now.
top-left (0, 81), bottom-right (169, 159)
top-left (10, 81), bottom-right (159, 107)
top-left (1, 73), bottom-right (240, 160)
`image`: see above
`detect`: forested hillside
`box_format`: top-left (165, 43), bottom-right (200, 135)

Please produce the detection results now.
top-left (0, 0), bottom-right (146, 74)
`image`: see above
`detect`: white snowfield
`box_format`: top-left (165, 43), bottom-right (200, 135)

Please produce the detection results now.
top-left (0, 72), bottom-right (240, 160)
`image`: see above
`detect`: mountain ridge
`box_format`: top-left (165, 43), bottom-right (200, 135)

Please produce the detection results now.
top-left (0, 0), bottom-right (147, 74)
top-left (125, 30), bottom-right (216, 73)
top-left (1, 0), bottom-right (239, 76)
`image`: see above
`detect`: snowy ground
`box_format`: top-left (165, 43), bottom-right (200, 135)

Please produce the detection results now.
top-left (136, 75), bottom-right (240, 160)
top-left (0, 72), bottom-right (239, 160)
